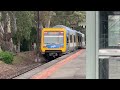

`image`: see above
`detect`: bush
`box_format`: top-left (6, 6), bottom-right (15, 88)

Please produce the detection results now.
top-left (0, 51), bottom-right (14, 64)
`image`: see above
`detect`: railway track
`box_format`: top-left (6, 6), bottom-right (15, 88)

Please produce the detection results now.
top-left (9, 49), bottom-right (83, 79)
top-left (4, 63), bottom-right (44, 79)
top-left (9, 57), bottom-right (59, 79)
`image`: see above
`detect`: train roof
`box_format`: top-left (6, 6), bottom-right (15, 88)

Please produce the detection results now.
top-left (73, 30), bottom-right (85, 36)
top-left (73, 29), bottom-right (82, 34)
top-left (53, 25), bottom-right (73, 32)
top-left (53, 25), bottom-right (85, 35)
top-left (77, 31), bottom-right (85, 36)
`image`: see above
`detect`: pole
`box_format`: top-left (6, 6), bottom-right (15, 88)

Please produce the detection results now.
top-left (86, 11), bottom-right (96, 79)
top-left (36, 11), bottom-right (40, 62)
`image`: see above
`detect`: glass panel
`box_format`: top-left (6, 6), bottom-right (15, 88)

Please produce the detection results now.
top-left (108, 15), bottom-right (120, 46)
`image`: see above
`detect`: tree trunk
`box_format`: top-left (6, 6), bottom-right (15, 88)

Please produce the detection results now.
top-left (28, 41), bottom-right (31, 51)
top-left (4, 12), bottom-right (13, 52)
top-left (17, 40), bottom-right (20, 52)
top-left (0, 22), bottom-right (4, 48)
top-left (0, 44), bottom-right (1, 51)
top-left (45, 15), bottom-right (51, 28)
top-left (12, 11), bottom-right (17, 34)
top-left (0, 12), bottom-right (14, 52)
top-left (45, 11), bottom-right (54, 28)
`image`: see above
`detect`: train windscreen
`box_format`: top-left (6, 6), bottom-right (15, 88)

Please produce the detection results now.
top-left (44, 31), bottom-right (64, 45)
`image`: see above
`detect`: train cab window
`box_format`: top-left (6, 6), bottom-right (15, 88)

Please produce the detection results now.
top-left (70, 35), bottom-right (72, 43)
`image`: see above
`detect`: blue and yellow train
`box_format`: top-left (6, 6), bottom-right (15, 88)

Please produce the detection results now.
top-left (40, 25), bottom-right (85, 58)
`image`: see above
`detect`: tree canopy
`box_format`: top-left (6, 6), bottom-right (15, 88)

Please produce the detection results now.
top-left (0, 11), bottom-right (86, 52)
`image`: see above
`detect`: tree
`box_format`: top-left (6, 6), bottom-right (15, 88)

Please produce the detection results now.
top-left (0, 11), bottom-right (14, 52)
top-left (34, 11), bottom-right (56, 28)
top-left (29, 27), bottom-right (37, 51)
top-left (0, 11), bottom-right (86, 53)
top-left (0, 12), bottom-right (4, 49)
top-left (50, 11), bottom-right (86, 29)
top-left (12, 11), bottom-right (34, 52)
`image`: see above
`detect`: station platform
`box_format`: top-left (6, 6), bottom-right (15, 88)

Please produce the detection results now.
top-left (31, 49), bottom-right (86, 79)
top-left (14, 49), bottom-right (86, 79)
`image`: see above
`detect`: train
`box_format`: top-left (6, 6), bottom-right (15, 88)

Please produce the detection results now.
top-left (40, 25), bottom-right (85, 58)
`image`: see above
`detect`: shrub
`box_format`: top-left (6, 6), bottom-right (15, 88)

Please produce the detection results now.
top-left (0, 51), bottom-right (14, 64)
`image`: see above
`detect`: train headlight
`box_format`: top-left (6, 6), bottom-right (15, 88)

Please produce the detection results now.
top-left (60, 46), bottom-right (64, 48)
top-left (43, 45), bottom-right (46, 48)
top-left (43, 46), bottom-right (46, 48)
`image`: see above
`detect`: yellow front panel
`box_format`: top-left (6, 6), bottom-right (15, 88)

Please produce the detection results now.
top-left (40, 28), bottom-right (66, 53)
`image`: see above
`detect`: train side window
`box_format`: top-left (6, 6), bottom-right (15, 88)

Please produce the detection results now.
top-left (79, 36), bottom-right (81, 42)
top-left (80, 36), bottom-right (82, 42)
top-left (67, 36), bottom-right (69, 43)
top-left (78, 36), bottom-right (79, 42)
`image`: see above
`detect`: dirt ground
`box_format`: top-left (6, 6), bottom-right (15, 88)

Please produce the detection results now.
top-left (0, 51), bottom-right (45, 79)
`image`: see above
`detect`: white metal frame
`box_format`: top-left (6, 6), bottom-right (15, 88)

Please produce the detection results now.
top-left (86, 11), bottom-right (99, 79)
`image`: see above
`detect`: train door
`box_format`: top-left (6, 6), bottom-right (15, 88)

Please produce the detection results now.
top-left (82, 34), bottom-right (85, 48)
top-left (66, 31), bottom-right (70, 53)
top-left (75, 32), bottom-right (77, 49)
top-left (74, 34), bottom-right (76, 50)
top-left (76, 33), bottom-right (78, 49)
top-left (72, 34), bottom-right (74, 51)
top-left (79, 34), bottom-right (82, 48)
top-left (69, 34), bottom-right (73, 52)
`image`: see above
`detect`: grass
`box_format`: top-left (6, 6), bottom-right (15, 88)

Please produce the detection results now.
top-left (12, 56), bottom-right (23, 64)
top-left (12, 52), bottom-right (32, 64)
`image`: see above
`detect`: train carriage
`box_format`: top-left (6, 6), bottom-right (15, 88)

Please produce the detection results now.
top-left (40, 25), bottom-right (85, 58)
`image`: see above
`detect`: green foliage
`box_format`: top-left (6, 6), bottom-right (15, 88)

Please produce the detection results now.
top-left (0, 47), bottom-right (2, 52)
top-left (0, 11), bottom-right (85, 52)
top-left (17, 27), bottom-right (37, 51)
top-left (20, 39), bottom-right (29, 51)
top-left (73, 11), bottom-right (86, 22)
top-left (0, 51), bottom-right (14, 64)
top-left (19, 27), bottom-right (37, 51)
top-left (50, 11), bottom-right (86, 29)
top-left (30, 27), bottom-right (37, 43)
top-left (11, 11), bottom-right (34, 45)
top-left (16, 11), bottom-right (33, 40)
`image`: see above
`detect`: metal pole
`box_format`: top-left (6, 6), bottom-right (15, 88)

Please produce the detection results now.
top-left (86, 11), bottom-right (96, 79)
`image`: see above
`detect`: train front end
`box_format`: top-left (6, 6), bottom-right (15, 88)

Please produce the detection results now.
top-left (41, 28), bottom-right (66, 57)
